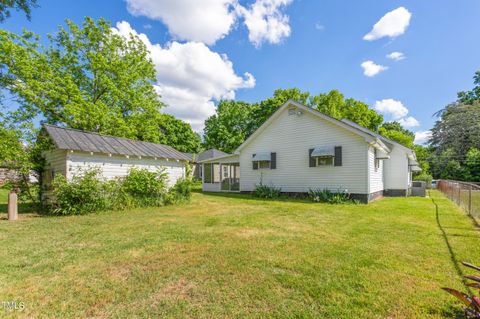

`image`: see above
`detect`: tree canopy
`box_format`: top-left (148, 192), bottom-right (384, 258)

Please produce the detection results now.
top-left (0, 0), bottom-right (38, 22)
top-left (0, 17), bottom-right (201, 154)
top-left (0, 121), bottom-right (24, 165)
top-left (427, 70), bottom-right (480, 181)
top-left (203, 88), bottom-right (417, 153)
top-left (379, 121), bottom-right (415, 149)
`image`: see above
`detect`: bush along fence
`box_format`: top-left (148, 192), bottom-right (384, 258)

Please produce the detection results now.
top-left (437, 180), bottom-right (480, 223)
top-left (48, 166), bottom-right (192, 215)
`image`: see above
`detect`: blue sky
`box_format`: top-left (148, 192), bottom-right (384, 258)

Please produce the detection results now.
top-left (2, 0), bottom-right (480, 143)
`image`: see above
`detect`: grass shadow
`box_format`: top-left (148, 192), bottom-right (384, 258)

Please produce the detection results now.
top-left (430, 191), bottom-right (474, 296)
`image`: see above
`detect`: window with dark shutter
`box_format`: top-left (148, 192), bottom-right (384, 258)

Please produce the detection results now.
top-left (334, 146), bottom-right (342, 166)
top-left (252, 154), bottom-right (258, 170)
top-left (309, 149), bottom-right (316, 167)
top-left (270, 152), bottom-right (276, 169)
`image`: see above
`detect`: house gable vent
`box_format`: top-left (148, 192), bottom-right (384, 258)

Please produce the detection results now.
top-left (288, 107), bottom-right (303, 116)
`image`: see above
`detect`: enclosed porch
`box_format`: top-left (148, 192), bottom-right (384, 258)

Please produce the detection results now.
top-left (201, 154), bottom-right (240, 192)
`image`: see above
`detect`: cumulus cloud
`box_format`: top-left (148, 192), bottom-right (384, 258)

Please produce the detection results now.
top-left (125, 0), bottom-right (293, 47)
top-left (398, 116), bottom-right (420, 128)
top-left (363, 7), bottom-right (412, 41)
top-left (374, 99), bottom-right (409, 119)
top-left (386, 51), bottom-right (405, 61)
top-left (414, 130), bottom-right (432, 145)
top-left (237, 0), bottom-right (293, 47)
top-left (125, 0), bottom-right (237, 45)
top-left (361, 60), bottom-right (388, 77)
top-left (112, 21), bottom-right (255, 131)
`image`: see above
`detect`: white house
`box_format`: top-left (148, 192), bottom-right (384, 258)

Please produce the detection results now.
top-left (41, 125), bottom-right (190, 198)
top-left (200, 100), bottom-right (421, 203)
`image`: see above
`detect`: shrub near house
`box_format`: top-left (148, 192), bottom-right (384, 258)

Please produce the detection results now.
top-left (51, 167), bottom-right (191, 215)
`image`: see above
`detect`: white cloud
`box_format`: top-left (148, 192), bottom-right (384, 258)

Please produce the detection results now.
top-left (414, 130), bottom-right (432, 145)
top-left (363, 7), bottom-right (412, 41)
top-left (386, 51), bottom-right (405, 61)
top-left (374, 99), bottom-right (408, 119)
top-left (125, 0), bottom-right (237, 45)
top-left (125, 0), bottom-right (293, 47)
top-left (361, 60), bottom-right (388, 77)
top-left (315, 22), bottom-right (325, 31)
top-left (236, 0), bottom-right (293, 47)
top-left (112, 21), bottom-right (255, 132)
top-left (398, 116), bottom-right (420, 128)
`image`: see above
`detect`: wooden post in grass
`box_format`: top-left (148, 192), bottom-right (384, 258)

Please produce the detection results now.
top-left (8, 190), bottom-right (18, 221)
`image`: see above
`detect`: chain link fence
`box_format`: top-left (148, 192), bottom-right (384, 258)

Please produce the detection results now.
top-left (437, 180), bottom-right (480, 223)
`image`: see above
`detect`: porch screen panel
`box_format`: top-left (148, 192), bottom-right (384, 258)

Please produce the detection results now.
top-left (204, 163), bottom-right (212, 183)
top-left (232, 163), bottom-right (240, 191)
top-left (213, 163), bottom-right (220, 183)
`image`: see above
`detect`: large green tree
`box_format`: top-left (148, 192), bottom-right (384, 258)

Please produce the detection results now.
top-left (428, 70), bottom-right (480, 180)
top-left (203, 100), bottom-right (255, 153)
top-left (379, 121), bottom-right (415, 148)
top-left (0, 17), bottom-right (201, 153)
top-left (430, 102), bottom-right (480, 158)
top-left (0, 0), bottom-right (38, 22)
top-left (154, 114), bottom-right (202, 153)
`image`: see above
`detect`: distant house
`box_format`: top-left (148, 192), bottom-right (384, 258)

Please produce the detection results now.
top-left (200, 100), bottom-right (421, 203)
top-left (187, 149), bottom-right (228, 180)
top-left (42, 125), bottom-right (190, 199)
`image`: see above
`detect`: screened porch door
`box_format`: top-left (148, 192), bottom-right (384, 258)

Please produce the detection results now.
top-left (220, 163), bottom-right (240, 191)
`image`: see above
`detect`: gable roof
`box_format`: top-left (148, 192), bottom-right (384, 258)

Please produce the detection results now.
top-left (235, 100), bottom-right (391, 153)
top-left (44, 124), bottom-right (190, 161)
top-left (340, 119), bottom-right (414, 154)
top-left (196, 149), bottom-right (229, 162)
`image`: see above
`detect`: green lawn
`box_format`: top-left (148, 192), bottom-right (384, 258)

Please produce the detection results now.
top-left (0, 190), bottom-right (479, 318)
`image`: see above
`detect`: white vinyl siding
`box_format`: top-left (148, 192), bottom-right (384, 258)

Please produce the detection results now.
top-left (66, 152), bottom-right (185, 188)
top-left (42, 149), bottom-right (68, 197)
top-left (368, 146), bottom-right (384, 193)
top-left (383, 146), bottom-right (409, 190)
top-left (239, 108), bottom-right (369, 194)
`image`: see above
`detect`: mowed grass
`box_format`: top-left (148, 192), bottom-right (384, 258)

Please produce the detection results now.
top-left (0, 190), bottom-right (479, 318)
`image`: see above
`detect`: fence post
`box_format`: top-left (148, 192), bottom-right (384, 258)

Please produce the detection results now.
top-left (468, 185), bottom-right (472, 214)
top-left (457, 183), bottom-right (461, 205)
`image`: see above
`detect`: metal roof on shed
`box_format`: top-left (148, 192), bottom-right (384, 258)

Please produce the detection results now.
top-left (44, 124), bottom-right (190, 161)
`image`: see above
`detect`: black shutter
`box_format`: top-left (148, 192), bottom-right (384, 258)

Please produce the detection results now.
top-left (270, 152), bottom-right (276, 169)
top-left (252, 154), bottom-right (258, 170)
top-left (334, 146), bottom-right (342, 166)
top-left (309, 149), bottom-right (316, 167)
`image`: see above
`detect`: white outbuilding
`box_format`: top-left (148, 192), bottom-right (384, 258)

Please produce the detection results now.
top-left (41, 124), bottom-right (190, 199)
